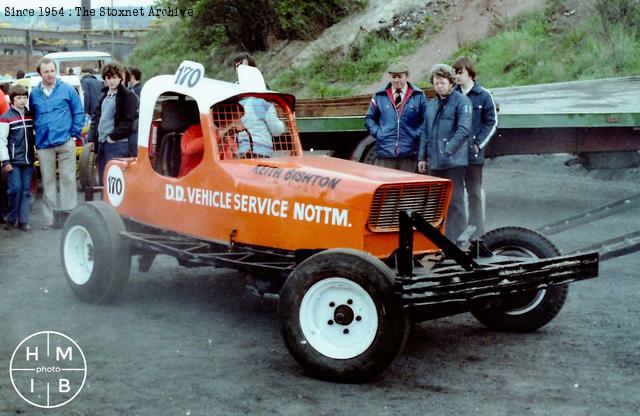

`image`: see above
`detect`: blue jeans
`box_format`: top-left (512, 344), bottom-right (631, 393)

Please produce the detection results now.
top-left (0, 170), bottom-right (7, 220)
top-left (7, 165), bottom-right (33, 225)
top-left (98, 141), bottom-right (130, 185)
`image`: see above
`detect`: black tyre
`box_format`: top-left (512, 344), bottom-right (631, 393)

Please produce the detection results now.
top-left (79, 146), bottom-right (98, 191)
top-left (278, 249), bottom-right (410, 382)
top-left (360, 142), bottom-right (377, 165)
top-left (471, 227), bottom-right (568, 332)
top-left (156, 133), bottom-right (181, 177)
top-left (61, 202), bottom-right (131, 303)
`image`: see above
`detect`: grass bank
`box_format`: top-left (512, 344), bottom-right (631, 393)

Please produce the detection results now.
top-left (453, 0), bottom-right (640, 88)
top-left (128, 0), bottom-right (639, 96)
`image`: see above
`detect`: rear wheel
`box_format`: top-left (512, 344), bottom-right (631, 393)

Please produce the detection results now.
top-left (279, 249), bottom-right (409, 382)
top-left (61, 202), bottom-right (131, 303)
top-left (471, 227), bottom-right (568, 332)
top-left (360, 143), bottom-right (377, 165)
top-left (79, 146), bottom-right (98, 190)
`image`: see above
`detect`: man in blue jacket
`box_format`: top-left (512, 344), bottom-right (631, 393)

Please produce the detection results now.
top-left (365, 61), bottom-right (427, 172)
top-left (29, 57), bottom-right (84, 228)
top-left (80, 67), bottom-right (104, 118)
top-left (418, 64), bottom-right (472, 242)
top-left (453, 57), bottom-right (498, 238)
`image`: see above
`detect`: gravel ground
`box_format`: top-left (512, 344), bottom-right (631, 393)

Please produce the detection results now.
top-left (1, 154), bottom-right (639, 416)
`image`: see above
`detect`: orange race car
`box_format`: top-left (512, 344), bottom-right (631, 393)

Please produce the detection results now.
top-left (60, 61), bottom-right (598, 382)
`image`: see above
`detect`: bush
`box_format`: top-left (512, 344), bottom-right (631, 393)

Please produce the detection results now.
top-left (276, 0), bottom-right (367, 40)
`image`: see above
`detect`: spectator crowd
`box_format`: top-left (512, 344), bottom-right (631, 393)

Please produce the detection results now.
top-left (366, 57), bottom-right (498, 243)
top-left (0, 60), bottom-right (143, 231)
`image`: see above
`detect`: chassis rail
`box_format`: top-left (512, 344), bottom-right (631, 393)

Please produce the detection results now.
top-left (121, 230), bottom-right (296, 278)
top-left (118, 212), bottom-right (599, 310)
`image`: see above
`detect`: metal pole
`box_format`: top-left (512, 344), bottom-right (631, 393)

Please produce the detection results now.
top-left (26, 30), bottom-right (31, 72)
top-left (110, 0), bottom-right (115, 56)
top-left (397, 210), bottom-right (414, 277)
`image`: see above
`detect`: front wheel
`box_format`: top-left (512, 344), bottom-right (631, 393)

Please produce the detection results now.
top-left (61, 202), bottom-right (131, 303)
top-left (470, 227), bottom-right (568, 332)
top-left (278, 249), bottom-right (409, 382)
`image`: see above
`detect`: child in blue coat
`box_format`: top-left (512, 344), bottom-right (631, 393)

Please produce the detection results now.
top-left (0, 85), bottom-right (36, 231)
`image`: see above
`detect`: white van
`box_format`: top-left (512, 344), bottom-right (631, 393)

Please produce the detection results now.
top-left (15, 51), bottom-right (112, 104)
top-left (44, 51), bottom-right (112, 77)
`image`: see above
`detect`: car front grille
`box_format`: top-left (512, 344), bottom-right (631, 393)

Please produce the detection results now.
top-left (368, 183), bottom-right (449, 231)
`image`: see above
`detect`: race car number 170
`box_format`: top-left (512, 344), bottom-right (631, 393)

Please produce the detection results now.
top-left (106, 165), bottom-right (125, 207)
top-left (174, 61), bottom-right (205, 88)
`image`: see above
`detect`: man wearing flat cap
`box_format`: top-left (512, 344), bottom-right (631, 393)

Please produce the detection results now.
top-left (364, 61), bottom-right (427, 172)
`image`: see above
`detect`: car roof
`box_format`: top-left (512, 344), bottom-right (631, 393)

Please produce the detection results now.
top-left (44, 51), bottom-right (112, 60)
top-left (17, 75), bottom-right (81, 90)
top-left (137, 63), bottom-right (295, 150)
top-left (141, 75), bottom-right (265, 113)
top-left (140, 65), bottom-right (294, 114)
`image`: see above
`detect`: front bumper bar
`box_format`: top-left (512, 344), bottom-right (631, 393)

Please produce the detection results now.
top-left (395, 211), bottom-right (599, 310)
top-left (398, 252), bottom-right (598, 308)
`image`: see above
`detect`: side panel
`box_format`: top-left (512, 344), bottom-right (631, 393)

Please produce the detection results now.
top-left (104, 152), bottom-right (443, 259)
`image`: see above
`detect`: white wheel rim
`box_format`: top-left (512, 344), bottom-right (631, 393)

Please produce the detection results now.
top-left (495, 246), bottom-right (546, 315)
top-left (63, 225), bottom-right (94, 285)
top-left (299, 277), bottom-right (378, 359)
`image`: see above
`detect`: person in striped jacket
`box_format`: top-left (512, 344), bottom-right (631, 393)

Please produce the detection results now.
top-left (453, 57), bottom-right (498, 239)
top-left (0, 85), bottom-right (35, 231)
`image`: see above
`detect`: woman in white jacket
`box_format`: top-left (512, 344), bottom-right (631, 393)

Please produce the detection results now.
top-left (232, 53), bottom-right (285, 158)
